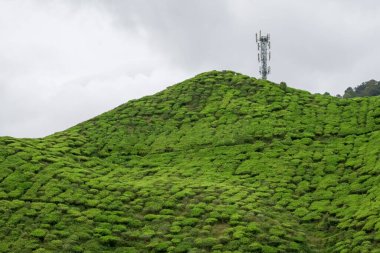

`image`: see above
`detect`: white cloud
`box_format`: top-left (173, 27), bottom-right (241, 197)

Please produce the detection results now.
top-left (1, 0), bottom-right (380, 137)
top-left (0, 1), bottom-right (190, 137)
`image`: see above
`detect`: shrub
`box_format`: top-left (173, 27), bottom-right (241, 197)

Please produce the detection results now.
top-left (31, 229), bottom-right (47, 239)
top-left (195, 237), bottom-right (218, 249)
top-left (170, 225), bottom-right (181, 233)
top-left (99, 235), bottom-right (120, 247)
top-left (247, 222), bottom-right (261, 233)
top-left (144, 201), bottom-right (163, 214)
top-left (190, 208), bottom-right (205, 217)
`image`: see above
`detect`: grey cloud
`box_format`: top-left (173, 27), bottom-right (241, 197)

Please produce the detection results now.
top-left (102, 0), bottom-right (237, 71)
top-left (1, 0), bottom-right (380, 137)
top-left (99, 0), bottom-right (380, 93)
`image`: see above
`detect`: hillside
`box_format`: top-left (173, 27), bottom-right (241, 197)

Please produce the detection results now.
top-left (0, 70), bottom-right (380, 253)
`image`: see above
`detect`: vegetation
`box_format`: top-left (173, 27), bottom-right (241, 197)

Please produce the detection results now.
top-left (343, 79), bottom-right (380, 98)
top-left (0, 70), bottom-right (380, 252)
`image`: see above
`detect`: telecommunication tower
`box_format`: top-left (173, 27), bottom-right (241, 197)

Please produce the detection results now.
top-left (256, 31), bottom-right (271, 79)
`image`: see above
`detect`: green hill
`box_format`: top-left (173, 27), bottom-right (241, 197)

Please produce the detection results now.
top-left (1, 70), bottom-right (380, 252)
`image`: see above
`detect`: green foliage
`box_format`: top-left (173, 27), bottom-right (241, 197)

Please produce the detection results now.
top-left (343, 79), bottom-right (380, 98)
top-left (195, 237), bottom-right (218, 248)
top-left (0, 71), bottom-right (380, 252)
top-left (99, 235), bottom-right (120, 247)
top-left (31, 229), bottom-right (47, 239)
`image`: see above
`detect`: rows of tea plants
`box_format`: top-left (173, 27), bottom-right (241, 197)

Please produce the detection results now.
top-left (0, 71), bottom-right (379, 252)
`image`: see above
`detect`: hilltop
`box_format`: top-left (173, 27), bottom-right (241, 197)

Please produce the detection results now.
top-left (0, 70), bottom-right (380, 252)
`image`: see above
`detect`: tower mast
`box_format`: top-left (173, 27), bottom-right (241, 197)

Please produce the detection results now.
top-left (256, 31), bottom-right (271, 80)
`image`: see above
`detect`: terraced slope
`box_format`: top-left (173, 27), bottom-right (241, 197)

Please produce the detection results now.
top-left (0, 71), bottom-right (380, 252)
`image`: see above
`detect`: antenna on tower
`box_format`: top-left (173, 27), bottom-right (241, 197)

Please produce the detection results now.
top-left (256, 30), bottom-right (271, 80)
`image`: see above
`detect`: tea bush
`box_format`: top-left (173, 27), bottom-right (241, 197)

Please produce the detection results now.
top-left (0, 71), bottom-right (379, 252)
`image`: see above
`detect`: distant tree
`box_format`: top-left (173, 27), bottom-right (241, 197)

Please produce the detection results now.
top-left (279, 82), bottom-right (287, 91)
top-left (343, 87), bottom-right (356, 98)
top-left (343, 80), bottom-right (380, 98)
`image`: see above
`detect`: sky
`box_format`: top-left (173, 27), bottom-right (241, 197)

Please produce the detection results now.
top-left (1, 0), bottom-right (380, 138)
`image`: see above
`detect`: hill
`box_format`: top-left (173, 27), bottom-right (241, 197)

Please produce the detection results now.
top-left (0, 70), bottom-right (380, 252)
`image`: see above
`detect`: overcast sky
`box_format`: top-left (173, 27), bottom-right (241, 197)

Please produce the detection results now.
top-left (1, 0), bottom-right (380, 138)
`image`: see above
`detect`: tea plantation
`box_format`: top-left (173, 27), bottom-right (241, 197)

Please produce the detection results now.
top-left (0, 70), bottom-right (380, 252)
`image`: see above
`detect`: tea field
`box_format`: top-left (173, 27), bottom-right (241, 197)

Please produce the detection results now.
top-left (0, 71), bottom-right (380, 252)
